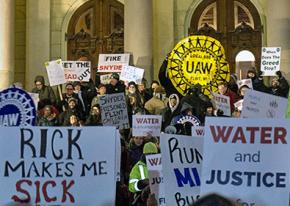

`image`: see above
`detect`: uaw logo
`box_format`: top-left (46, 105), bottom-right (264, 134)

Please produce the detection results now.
top-left (0, 88), bottom-right (36, 126)
top-left (167, 35), bottom-right (230, 97)
top-left (176, 115), bottom-right (201, 126)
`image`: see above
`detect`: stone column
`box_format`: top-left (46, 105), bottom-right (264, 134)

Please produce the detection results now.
top-left (26, 0), bottom-right (50, 90)
top-left (124, 0), bottom-right (153, 83)
top-left (0, 0), bottom-right (15, 90)
top-left (266, 0), bottom-right (290, 79)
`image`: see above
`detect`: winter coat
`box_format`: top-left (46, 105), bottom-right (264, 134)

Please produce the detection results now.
top-left (144, 96), bottom-right (167, 115)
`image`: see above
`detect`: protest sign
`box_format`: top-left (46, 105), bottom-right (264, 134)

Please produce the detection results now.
top-left (0, 126), bottom-right (117, 205)
top-left (211, 92), bottom-right (231, 116)
top-left (261, 47), bottom-right (281, 76)
top-left (45, 59), bottom-right (66, 86)
top-left (120, 65), bottom-right (144, 84)
top-left (241, 89), bottom-right (288, 118)
top-left (160, 133), bottom-right (203, 206)
top-left (146, 154), bottom-right (166, 206)
top-left (132, 115), bottom-right (162, 137)
top-left (97, 53), bottom-right (130, 73)
top-left (100, 74), bottom-right (112, 85)
top-left (99, 93), bottom-right (129, 129)
top-left (62, 61), bottom-right (91, 82)
top-left (166, 35), bottom-right (230, 97)
top-left (237, 79), bottom-right (253, 89)
top-left (191, 126), bottom-right (205, 137)
top-left (0, 88), bottom-right (36, 126)
top-left (28, 92), bottom-right (40, 111)
top-left (201, 117), bottom-right (290, 206)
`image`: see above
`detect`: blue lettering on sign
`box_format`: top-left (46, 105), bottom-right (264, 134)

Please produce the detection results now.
top-left (174, 167), bottom-right (201, 187)
top-left (0, 88), bottom-right (36, 126)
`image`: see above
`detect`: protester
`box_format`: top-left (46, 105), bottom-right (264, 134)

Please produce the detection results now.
top-left (58, 97), bottom-right (84, 126)
top-left (85, 104), bottom-right (102, 126)
top-left (275, 71), bottom-right (289, 97)
top-left (91, 83), bottom-right (107, 107)
top-left (37, 105), bottom-right (58, 126)
top-left (145, 86), bottom-right (168, 115)
top-left (73, 81), bottom-right (90, 117)
top-left (106, 73), bottom-right (126, 94)
top-left (129, 142), bottom-right (158, 206)
top-left (217, 81), bottom-right (239, 113)
top-left (31, 75), bottom-right (56, 109)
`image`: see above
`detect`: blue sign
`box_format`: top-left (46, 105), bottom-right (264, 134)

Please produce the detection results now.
top-left (0, 88), bottom-right (36, 126)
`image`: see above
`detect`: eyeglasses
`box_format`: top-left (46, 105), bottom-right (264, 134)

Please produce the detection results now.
top-left (66, 88), bottom-right (73, 90)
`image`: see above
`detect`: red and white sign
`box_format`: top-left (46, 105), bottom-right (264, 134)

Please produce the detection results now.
top-left (62, 61), bottom-right (91, 82)
top-left (0, 127), bottom-right (117, 205)
top-left (201, 117), bottom-right (290, 206)
top-left (211, 92), bottom-right (231, 116)
top-left (97, 54), bottom-right (130, 73)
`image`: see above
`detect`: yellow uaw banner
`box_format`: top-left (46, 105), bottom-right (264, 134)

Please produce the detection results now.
top-left (167, 35), bottom-right (230, 97)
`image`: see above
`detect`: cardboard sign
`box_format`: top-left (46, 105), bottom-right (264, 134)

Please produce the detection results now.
top-left (120, 65), bottom-right (144, 84)
top-left (28, 92), bottom-right (40, 111)
top-left (201, 117), bottom-right (290, 206)
top-left (237, 79), bottom-right (253, 89)
top-left (62, 61), bottom-right (91, 82)
top-left (146, 154), bottom-right (166, 206)
top-left (191, 126), bottom-right (205, 137)
top-left (160, 133), bottom-right (203, 206)
top-left (99, 93), bottom-right (129, 129)
top-left (0, 88), bottom-right (36, 126)
top-left (0, 127), bottom-right (117, 205)
top-left (97, 54), bottom-right (130, 73)
top-left (211, 92), bottom-right (231, 116)
top-left (241, 89), bottom-right (288, 118)
top-left (261, 47), bottom-right (281, 76)
top-left (45, 59), bottom-right (66, 86)
top-left (132, 115), bottom-right (162, 137)
top-left (100, 74), bottom-right (113, 85)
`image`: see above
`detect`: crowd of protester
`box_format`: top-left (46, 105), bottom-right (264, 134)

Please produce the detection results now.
top-left (30, 68), bottom-right (289, 206)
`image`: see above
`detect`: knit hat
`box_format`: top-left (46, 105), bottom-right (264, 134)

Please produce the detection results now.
top-left (154, 86), bottom-right (166, 94)
top-left (110, 73), bottom-right (119, 80)
top-left (143, 142), bottom-right (158, 154)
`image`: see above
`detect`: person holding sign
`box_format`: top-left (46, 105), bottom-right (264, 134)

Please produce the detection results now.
top-left (129, 142), bottom-right (158, 206)
top-left (217, 82), bottom-right (239, 113)
top-left (106, 73), bottom-right (125, 94)
top-left (275, 71), bottom-right (289, 98)
top-left (31, 75), bottom-right (56, 109)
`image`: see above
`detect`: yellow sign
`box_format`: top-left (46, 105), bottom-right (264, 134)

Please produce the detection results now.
top-left (167, 35), bottom-right (230, 97)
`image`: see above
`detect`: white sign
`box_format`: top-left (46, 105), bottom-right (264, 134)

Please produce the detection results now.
top-left (191, 126), bottom-right (205, 137)
top-left (237, 79), bottom-right (253, 89)
top-left (120, 65), bottom-right (144, 84)
top-left (28, 92), bottom-right (40, 111)
top-left (98, 54), bottom-right (130, 73)
top-left (201, 117), bottom-right (290, 206)
top-left (160, 133), bottom-right (203, 206)
top-left (45, 59), bottom-right (66, 86)
top-left (261, 47), bottom-right (281, 76)
top-left (132, 115), bottom-right (162, 137)
top-left (62, 61), bottom-right (91, 82)
top-left (234, 99), bottom-right (244, 111)
top-left (211, 92), bottom-right (231, 116)
top-left (241, 89), bottom-right (288, 118)
top-left (0, 127), bottom-right (117, 205)
top-left (146, 154), bottom-right (166, 206)
top-left (99, 93), bottom-right (129, 129)
top-left (100, 74), bottom-right (112, 85)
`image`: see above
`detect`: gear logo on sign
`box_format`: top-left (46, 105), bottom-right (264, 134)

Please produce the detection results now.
top-left (167, 35), bottom-right (230, 97)
top-left (0, 88), bottom-right (36, 126)
top-left (176, 115), bottom-right (201, 126)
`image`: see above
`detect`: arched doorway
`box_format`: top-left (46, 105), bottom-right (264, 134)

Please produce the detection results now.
top-left (189, 0), bottom-right (262, 76)
top-left (66, 0), bottom-right (124, 80)
top-left (236, 50), bottom-right (255, 79)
